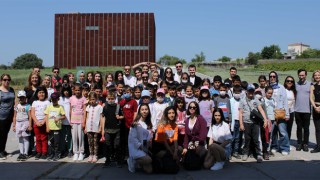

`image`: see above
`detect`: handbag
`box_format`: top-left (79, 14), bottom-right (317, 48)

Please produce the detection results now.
top-left (274, 109), bottom-right (285, 120)
top-left (246, 98), bottom-right (264, 123)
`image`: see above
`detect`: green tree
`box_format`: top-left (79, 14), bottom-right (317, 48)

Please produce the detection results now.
top-left (157, 54), bottom-right (186, 66)
top-left (297, 48), bottom-right (320, 58)
top-left (261, 45), bottom-right (282, 59)
top-left (217, 56), bottom-right (231, 62)
top-left (247, 52), bottom-right (260, 65)
top-left (0, 64), bottom-right (8, 70)
top-left (191, 51), bottom-right (206, 63)
top-left (12, 53), bottom-right (44, 69)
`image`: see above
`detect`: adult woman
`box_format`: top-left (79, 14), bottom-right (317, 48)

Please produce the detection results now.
top-left (269, 71), bottom-right (290, 155)
top-left (180, 72), bottom-right (190, 88)
top-left (154, 106), bottom-right (179, 161)
top-left (127, 103), bottom-right (153, 173)
top-left (284, 76), bottom-right (296, 141)
top-left (181, 101), bottom-right (207, 159)
top-left (104, 72), bottom-right (114, 88)
top-left (204, 108), bottom-right (232, 171)
top-left (310, 70), bottom-right (320, 153)
top-left (114, 71), bottom-right (124, 84)
top-left (0, 74), bottom-right (15, 159)
top-left (86, 71), bottom-right (93, 86)
top-left (134, 67), bottom-right (143, 85)
top-left (76, 70), bottom-right (86, 85)
top-left (93, 71), bottom-right (103, 88)
top-left (42, 74), bottom-right (54, 101)
top-left (163, 67), bottom-right (178, 86)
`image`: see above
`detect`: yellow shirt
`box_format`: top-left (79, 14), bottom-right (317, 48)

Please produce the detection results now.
top-left (44, 105), bottom-right (65, 130)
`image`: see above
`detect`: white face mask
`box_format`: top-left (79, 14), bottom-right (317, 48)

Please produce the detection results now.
top-left (181, 80), bottom-right (188, 83)
top-left (219, 91), bottom-right (226, 96)
top-left (255, 94), bottom-right (262, 100)
top-left (234, 93), bottom-right (241, 100)
top-left (157, 97), bottom-right (164, 103)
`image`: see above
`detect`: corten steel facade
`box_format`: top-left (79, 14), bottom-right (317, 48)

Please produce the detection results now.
top-left (54, 13), bottom-right (156, 68)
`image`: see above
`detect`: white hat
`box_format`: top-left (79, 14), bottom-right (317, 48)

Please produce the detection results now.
top-left (17, 90), bottom-right (26, 97)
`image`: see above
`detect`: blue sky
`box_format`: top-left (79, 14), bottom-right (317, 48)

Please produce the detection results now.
top-left (0, 0), bottom-right (319, 66)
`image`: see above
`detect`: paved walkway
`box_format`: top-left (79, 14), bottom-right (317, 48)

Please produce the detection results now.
top-left (1, 121), bottom-right (320, 179)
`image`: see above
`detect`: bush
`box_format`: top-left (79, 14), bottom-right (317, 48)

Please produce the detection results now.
top-left (256, 60), bottom-right (320, 71)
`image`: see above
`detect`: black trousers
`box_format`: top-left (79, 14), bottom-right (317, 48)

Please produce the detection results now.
top-left (243, 122), bottom-right (261, 156)
top-left (286, 112), bottom-right (295, 140)
top-left (295, 112), bottom-right (311, 145)
top-left (0, 118), bottom-right (12, 153)
top-left (313, 111), bottom-right (320, 146)
top-left (49, 130), bottom-right (60, 155)
top-left (120, 123), bottom-right (129, 160)
top-left (105, 130), bottom-right (121, 162)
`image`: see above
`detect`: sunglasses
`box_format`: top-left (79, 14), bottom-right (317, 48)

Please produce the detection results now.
top-left (270, 76), bottom-right (276, 78)
top-left (176, 66), bottom-right (182, 68)
top-left (2, 79), bottom-right (11, 82)
top-left (166, 71), bottom-right (172, 73)
top-left (53, 71), bottom-right (59, 73)
top-left (286, 80), bottom-right (294, 83)
top-left (189, 106), bottom-right (197, 110)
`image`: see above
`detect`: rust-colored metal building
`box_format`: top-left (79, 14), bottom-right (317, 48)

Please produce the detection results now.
top-left (54, 13), bottom-right (156, 68)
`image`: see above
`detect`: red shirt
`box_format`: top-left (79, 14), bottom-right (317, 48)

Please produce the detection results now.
top-left (119, 99), bottom-right (138, 128)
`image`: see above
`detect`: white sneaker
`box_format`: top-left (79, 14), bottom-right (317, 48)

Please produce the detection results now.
top-left (210, 162), bottom-right (224, 171)
top-left (78, 153), bottom-right (84, 161)
top-left (281, 152), bottom-right (289, 156)
top-left (271, 149), bottom-right (277, 153)
top-left (73, 154), bottom-right (79, 161)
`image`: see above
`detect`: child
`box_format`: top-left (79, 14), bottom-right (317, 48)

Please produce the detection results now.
top-left (83, 92), bottom-right (104, 163)
top-left (119, 85), bottom-right (138, 161)
top-left (174, 97), bottom-right (186, 147)
top-left (193, 86), bottom-right (201, 99)
top-left (184, 84), bottom-right (197, 110)
top-left (70, 83), bottom-right (87, 161)
top-left (264, 86), bottom-right (276, 157)
top-left (13, 90), bottom-right (32, 161)
top-left (198, 86), bottom-right (215, 127)
top-left (133, 86), bottom-right (142, 105)
top-left (228, 85), bottom-right (242, 159)
top-left (45, 92), bottom-right (66, 161)
top-left (150, 88), bottom-right (169, 132)
top-left (239, 84), bottom-right (268, 163)
top-left (59, 83), bottom-right (73, 158)
top-left (214, 84), bottom-right (231, 123)
top-left (168, 84), bottom-right (177, 106)
top-left (115, 82), bottom-right (124, 104)
top-left (31, 86), bottom-right (51, 160)
top-left (93, 83), bottom-right (106, 106)
top-left (102, 93), bottom-right (124, 167)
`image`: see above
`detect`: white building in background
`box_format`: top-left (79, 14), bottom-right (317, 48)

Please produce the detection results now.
top-left (284, 42), bottom-right (310, 59)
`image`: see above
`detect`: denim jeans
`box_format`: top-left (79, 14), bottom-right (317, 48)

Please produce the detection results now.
top-left (232, 120), bottom-right (240, 154)
top-left (271, 120), bottom-right (290, 153)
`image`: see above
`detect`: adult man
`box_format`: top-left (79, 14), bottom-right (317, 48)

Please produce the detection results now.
top-left (188, 64), bottom-right (202, 87)
top-left (224, 67), bottom-right (237, 87)
top-left (295, 69), bottom-right (311, 152)
top-left (174, 61), bottom-right (183, 83)
top-left (32, 67), bottom-right (41, 75)
top-left (123, 65), bottom-right (137, 88)
top-left (51, 67), bottom-right (62, 92)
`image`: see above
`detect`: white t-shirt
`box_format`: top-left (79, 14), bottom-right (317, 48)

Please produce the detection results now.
top-left (124, 75), bottom-right (137, 88)
top-left (59, 97), bottom-right (71, 125)
top-left (150, 102), bottom-right (169, 131)
top-left (86, 104), bottom-right (103, 133)
top-left (207, 121), bottom-right (232, 144)
top-left (189, 76), bottom-right (195, 85)
top-left (32, 100), bottom-right (51, 121)
top-left (286, 89), bottom-right (295, 113)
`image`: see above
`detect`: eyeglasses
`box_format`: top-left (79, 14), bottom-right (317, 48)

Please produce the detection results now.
top-left (189, 106), bottom-right (197, 110)
top-left (286, 80), bottom-right (294, 83)
top-left (142, 76), bottom-right (148, 79)
top-left (53, 71), bottom-right (59, 73)
top-left (2, 79), bottom-right (11, 82)
top-left (166, 71), bottom-right (172, 74)
top-left (124, 69), bottom-right (130, 71)
top-left (176, 66), bottom-right (182, 68)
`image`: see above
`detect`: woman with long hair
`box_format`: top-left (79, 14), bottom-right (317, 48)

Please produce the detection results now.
top-left (127, 103), bottom-right (153, 173)
top-left (283, 75), bottom-right (297, 141)
top-left (310, 70), bottom-right (320, 153)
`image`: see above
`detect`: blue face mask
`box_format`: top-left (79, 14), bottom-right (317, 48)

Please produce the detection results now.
top-left (122, 93), bottom-right (131, 100)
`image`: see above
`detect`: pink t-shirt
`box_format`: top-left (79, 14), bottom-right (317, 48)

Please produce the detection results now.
top-left (70, 95), bottom-right (86, 124)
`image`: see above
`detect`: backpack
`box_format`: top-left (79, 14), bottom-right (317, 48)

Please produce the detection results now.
top-left (183, 149), bottom-right (202, 170)
top-left (153, 152), bottom-right (179, 174)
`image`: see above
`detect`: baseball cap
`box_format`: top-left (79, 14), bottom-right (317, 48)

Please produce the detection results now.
top-left (50, 92), bottom-right (60, 100)
top-left (141, 90), bottom-right (151, 97)
top-left (17, 90), bottom-right (26, 97)
top-left (200, 86), bottom-right (209, 91)
top-left (247, 84), bottom-right (255, 91)
top-left (156, 88), bottom-right (165, 94)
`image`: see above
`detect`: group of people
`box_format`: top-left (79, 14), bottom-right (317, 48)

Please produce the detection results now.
top-left (0, 62), bottom-right (319, 174)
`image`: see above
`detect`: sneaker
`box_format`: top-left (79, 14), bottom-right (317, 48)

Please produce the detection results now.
top-left (127, 157), bottom-right (135, 173)
top-left (87, 155), bottom-right (93, 163)
top-left (68, 152), bottom-right (73, 158)
top-left (233, 152), bottom-right (241, 159)
top-left (47, 154), bottom-right (54, 161)
top-left (40, 153), bottom-right (47, 160)
top-left (0, 152), bottom-right (6, 160)
top-left (281, 151), bottom-right (289, 156)
top-left (263, 153), bottom-right (270, 160)
top-left (271, 149), bottom-right (277, 154)
top-left (242, 155), bottom-right (248, 161)
top-left (116, 162), bottom-right (122, 168)
top-left (73, 153), bottom-right (79, 161)
top-left (303, 144), bottom-right (309, 152)
top-left (35, 153), bottom-right (41, 160)
top-left (257, 155), bottom-right (263, 163)
top-left (17, 154), bottom-right (23, 161)
top-left (21, 154), bottom-right (28, 161)
top-left (53, 154), bottom-right (59, 161)
top-left (92, 156), bottom-right (98, 163)
top-left (311, 146), bottom-right (320, 153)
top-left (210, 162), bottom-right (224, 171)
top-left (78, 153), bottom-right (84, 161)
top-left (296, 144), bottom-right (302, 151)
